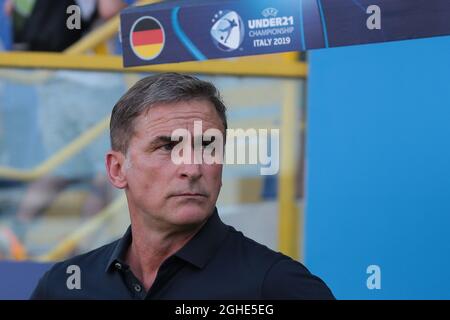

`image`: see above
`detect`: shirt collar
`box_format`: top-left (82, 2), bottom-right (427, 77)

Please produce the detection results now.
top-left (174, 208), bottom-right (230, 268)
top-left (105, 226), bottom-right (132, 272)
top-left (105, 208), bottom-right (229, 272)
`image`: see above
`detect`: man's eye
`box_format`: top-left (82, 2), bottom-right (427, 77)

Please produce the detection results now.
top-left (160, 142), bottom-right (176, 151)
top-left (202, 136), bottom-right (216, 147)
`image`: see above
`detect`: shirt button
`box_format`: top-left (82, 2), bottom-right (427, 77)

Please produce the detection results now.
top-left (134, 284), bottom-right (142, 292)
top-left (114, 262), bottom-right (122, 270)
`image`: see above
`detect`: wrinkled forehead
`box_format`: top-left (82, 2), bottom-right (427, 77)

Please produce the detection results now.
top-left (132, 100), bottom-right (225, 139)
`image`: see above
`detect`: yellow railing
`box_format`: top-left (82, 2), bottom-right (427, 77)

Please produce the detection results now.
top-left (0, 117), bottom-right (110, 181)
top-left (36, 194), bottom-right (128, 262)
top-left (278, 80), bottom-right (301, 261)
top-left (0, 51), bottom-right (307, 78)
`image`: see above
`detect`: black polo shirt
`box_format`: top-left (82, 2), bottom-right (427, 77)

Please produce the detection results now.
top-left (31, 209), bottom-right (334, 299)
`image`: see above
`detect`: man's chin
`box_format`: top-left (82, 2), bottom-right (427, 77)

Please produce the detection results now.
top-left (170, 203), bottom-right (212, 226)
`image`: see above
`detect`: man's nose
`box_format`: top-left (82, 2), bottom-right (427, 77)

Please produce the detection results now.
top-left (179, 163), bottom-right (202, 180)
top-left (176, 143), bottom-right (204, 180)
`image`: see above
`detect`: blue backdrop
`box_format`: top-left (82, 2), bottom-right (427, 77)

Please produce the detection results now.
top-left (305, 35), bottom-right (450, 299)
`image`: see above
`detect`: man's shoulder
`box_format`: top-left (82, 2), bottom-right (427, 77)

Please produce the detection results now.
top-left (225, 227), bottom-right (293, 270)
top-left (30, 239), bottom-right (120, 299)
top-left (226, 227), bottom-right (335, 299)
top-left (48, 238), bottom-right (120, 274)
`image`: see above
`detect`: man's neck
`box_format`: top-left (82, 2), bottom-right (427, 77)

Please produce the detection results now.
top-left (125, 216), bottom-right (207, 291)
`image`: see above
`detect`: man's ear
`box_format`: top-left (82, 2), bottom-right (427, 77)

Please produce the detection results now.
top-left (105, 150), bottom-right (128, 189)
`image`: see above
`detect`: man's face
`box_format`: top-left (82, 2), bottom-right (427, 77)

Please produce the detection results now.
top-left (119, 99), bottom-right (224, 229)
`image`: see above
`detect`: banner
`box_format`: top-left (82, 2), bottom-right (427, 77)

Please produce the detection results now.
top-left (120, 0), bottom-right (450, 66)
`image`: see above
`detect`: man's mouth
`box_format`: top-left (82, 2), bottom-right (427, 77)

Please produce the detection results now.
top-left (171, 193), bottom-right (208, 198)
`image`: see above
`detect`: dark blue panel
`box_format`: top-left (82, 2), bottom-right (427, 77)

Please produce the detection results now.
top-left (121, 0), bottom-right (450, 65)
top-left (0, 261), bottom-right (53, 299)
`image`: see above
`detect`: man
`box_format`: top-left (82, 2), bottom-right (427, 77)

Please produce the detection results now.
top-left (31, 73), bottom-right (334, 299)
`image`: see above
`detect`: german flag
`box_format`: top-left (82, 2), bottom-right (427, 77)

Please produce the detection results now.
top-left (131, 17), bottom-right (165, 60)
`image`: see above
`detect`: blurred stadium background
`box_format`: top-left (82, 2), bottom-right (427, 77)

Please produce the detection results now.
top-left (1, 0), bottom-right (450, 299)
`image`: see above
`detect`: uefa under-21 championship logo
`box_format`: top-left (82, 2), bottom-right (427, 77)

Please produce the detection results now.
top-left (210, 10), bottom-right (245, 52)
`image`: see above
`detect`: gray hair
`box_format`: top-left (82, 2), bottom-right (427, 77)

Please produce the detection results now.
top-left (110, 72), bottom-right (227, 153)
